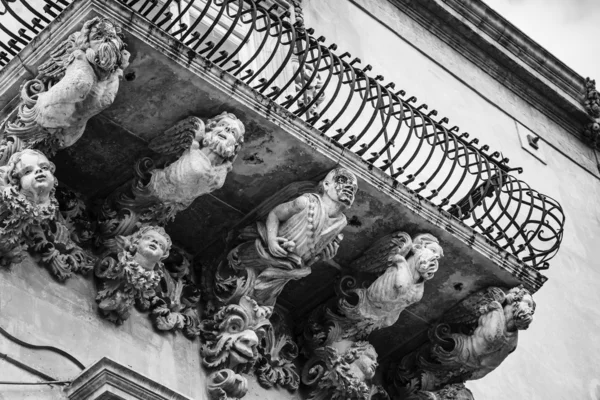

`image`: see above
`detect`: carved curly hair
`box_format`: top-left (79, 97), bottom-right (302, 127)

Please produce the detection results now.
top-left (129, 225), bottom-right (172, 260)
top-left (1, 149), bottom-right (56, 190)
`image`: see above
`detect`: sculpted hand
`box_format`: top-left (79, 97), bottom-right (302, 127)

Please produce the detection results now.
top-left (268, 237), bottom-right (289, 258)
top-left (319, 241), bottom-right (340, 261)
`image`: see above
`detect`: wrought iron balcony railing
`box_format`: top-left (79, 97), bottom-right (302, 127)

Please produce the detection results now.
top-left (0, 0), bottom-right (565, 270)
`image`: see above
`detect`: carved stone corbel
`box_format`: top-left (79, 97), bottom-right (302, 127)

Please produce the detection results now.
top-left (95, 225), bottom-right (172, 324)
top-left (0, 149), bottom-right (93, 279)
top-left (200, 296), bottom-right (273, 400)
top-left (149, 247), bottom-right (201, 338)
top-left (215, 167), bottom-right (358, 307)
top-left (96, 113), bottom-right (245, 242)
top-left (391, 286), bottom-right (535, 398)
top-left (302, 340), bottom-right (388, 400)
top-left (0, 18), bottom-right (130, 164)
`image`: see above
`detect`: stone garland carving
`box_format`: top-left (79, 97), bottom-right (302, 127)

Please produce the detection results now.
top-left (97, 113), bottom-right (245, 242)
top-left (95, 225), bottom-right (171, 324)
top-left (216, 167), bottom-right (358, 307)
top-left (302, 340), bottom-right (388, 400)
top-left (391, 286), bottom-right (535, 399)
top-left (0, 17), bottom-right (130, 164)
top-left (405, 383), bottom-right (473, 400)
top-left (0, 149), bottom-right (93, 279)
top-left (200, 296), bottom-right (273, 400)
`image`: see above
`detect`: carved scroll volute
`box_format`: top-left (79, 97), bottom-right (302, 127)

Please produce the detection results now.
top-left (96, 112), bottom-right (246, 244)
top-left (207, 369), bottom-right (248, 400)
top-left (0, 18), bottom-right (130, 164)
top-left (95, 225), bottom-right (172, 324)
top-left (391, 286), bottom-right (536, 397)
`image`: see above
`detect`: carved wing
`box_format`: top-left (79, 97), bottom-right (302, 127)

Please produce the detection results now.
top-left (441, 286), bottom-right (506, 326)
top-left (148, 116), bottom-right (205, 156)
top-left (36, 37), bottom-right (77, 80)
top-left (349, 231), bottom-right (412, 273)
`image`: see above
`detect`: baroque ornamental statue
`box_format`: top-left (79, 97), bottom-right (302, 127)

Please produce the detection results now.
top-left (217, 167), bottom-right (358, 306)
top-left (95, 225), bottom-right (171, 324)
top-left (0, 149), bottom-right (93, 279)
top-left (200, 296), bottom-right (273, 400)
top-left (0, 17), bottom-right (130, 163)
top-left (97, 113), bottom-right (245, 241)
top-left (392, 286), bottom-right (535, 398)
top-left (302, 340), bottom-right (388, 400)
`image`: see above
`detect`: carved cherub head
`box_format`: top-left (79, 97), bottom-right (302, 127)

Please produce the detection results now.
top-left (1, 149), bottom-right (56, 206)
top-left (505, 286), bottom-right (535, 331)
top-left (200, 296), bottom-right (273, 372)
top-left (202, 112), bottom-right (245, 162)
top-left (129, 225), bottom-right (172, 271)
top-left (73, 17), bottom-right (129, 76)
top-left (411, 234), bottom-right (443, 281)
top-left (344, 341), bottom-right (379, 381)
top-left (319, 167), bottom-right (358, 208)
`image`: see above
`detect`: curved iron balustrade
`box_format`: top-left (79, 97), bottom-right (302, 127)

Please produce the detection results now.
top-left (0, 0), bottom-right (565, 269)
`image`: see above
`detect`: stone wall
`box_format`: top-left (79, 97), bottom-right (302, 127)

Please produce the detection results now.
top-left (0, 255), bottom-right (206, 399)
top-left (302, 0), bottom-right (600, 399)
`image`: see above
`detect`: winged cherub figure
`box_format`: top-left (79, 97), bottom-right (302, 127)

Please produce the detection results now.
top-left (0, 149), bottom-right (58, 265)
top-left (147, 112), bottom-right (245, 214)
top-left (0, 17), bottom-right (129, 163)
top-left (95, 225), bottom-right (172, 324)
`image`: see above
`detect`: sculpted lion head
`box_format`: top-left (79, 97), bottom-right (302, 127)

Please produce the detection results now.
top-left (200, 296), bottom-right (273, 372)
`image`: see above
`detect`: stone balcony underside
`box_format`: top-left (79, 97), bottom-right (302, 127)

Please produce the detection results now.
top-left (0, 0), bottom-right (546, 364)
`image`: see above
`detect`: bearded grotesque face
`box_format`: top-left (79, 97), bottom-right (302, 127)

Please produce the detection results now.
top-left (9, 150), bottom-right (56, 205)
top-left (82, 18), bottom-right (129, 76)
top-left (200, 296), bottom-right (273, 372)
top-left (322, 168), bottom-right (358, 207)
top-left (202, 113), bottom-right (245, 162)
top-left (506, 287), bottom-right (535, 331)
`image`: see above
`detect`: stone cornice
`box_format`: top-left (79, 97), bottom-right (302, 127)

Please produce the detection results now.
top-left (387, 0), bottom-right (593, 146)
top-left (65, 357), bottom-right (192, 400)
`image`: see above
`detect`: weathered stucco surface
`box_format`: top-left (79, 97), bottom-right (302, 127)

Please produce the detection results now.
top-left (302, 0), bottom-right (600, 398)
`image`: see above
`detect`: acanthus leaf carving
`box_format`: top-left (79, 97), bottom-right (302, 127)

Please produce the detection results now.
top-left (149, 247), bottom-right (201, 339)
top-left (0, 17), bottom-right (130, 163)
top-left (391, 286), bottom-right (535, 398)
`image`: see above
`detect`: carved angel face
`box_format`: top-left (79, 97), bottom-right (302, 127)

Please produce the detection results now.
top-left (322, 168), bottom-right (358, 207)
top-left (352, 345), bottom-right (379, 380)
top-left (200, 297), bottom-right (273, 372)
top-left (14, 150), bottom-right (56, 204)
top-left (134, 230), bottom-right (169, 270)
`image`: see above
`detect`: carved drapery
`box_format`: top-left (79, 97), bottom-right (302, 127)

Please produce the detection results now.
top-left (0, 17), bottom-right (130, 164)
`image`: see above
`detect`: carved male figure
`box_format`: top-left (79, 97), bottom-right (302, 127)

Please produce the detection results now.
top-left (147, 112), bottom-right (245, 214)
top-left (222, 167), bottom-right (358, 306)
top-left (0, 17), bottom-right (129, 162)
top-left (0, 149), bottom-right (58, 265)
top-left (95, 225), bottom-right (172, 324)
top-left (393, 286), bottom-right (536, 396)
